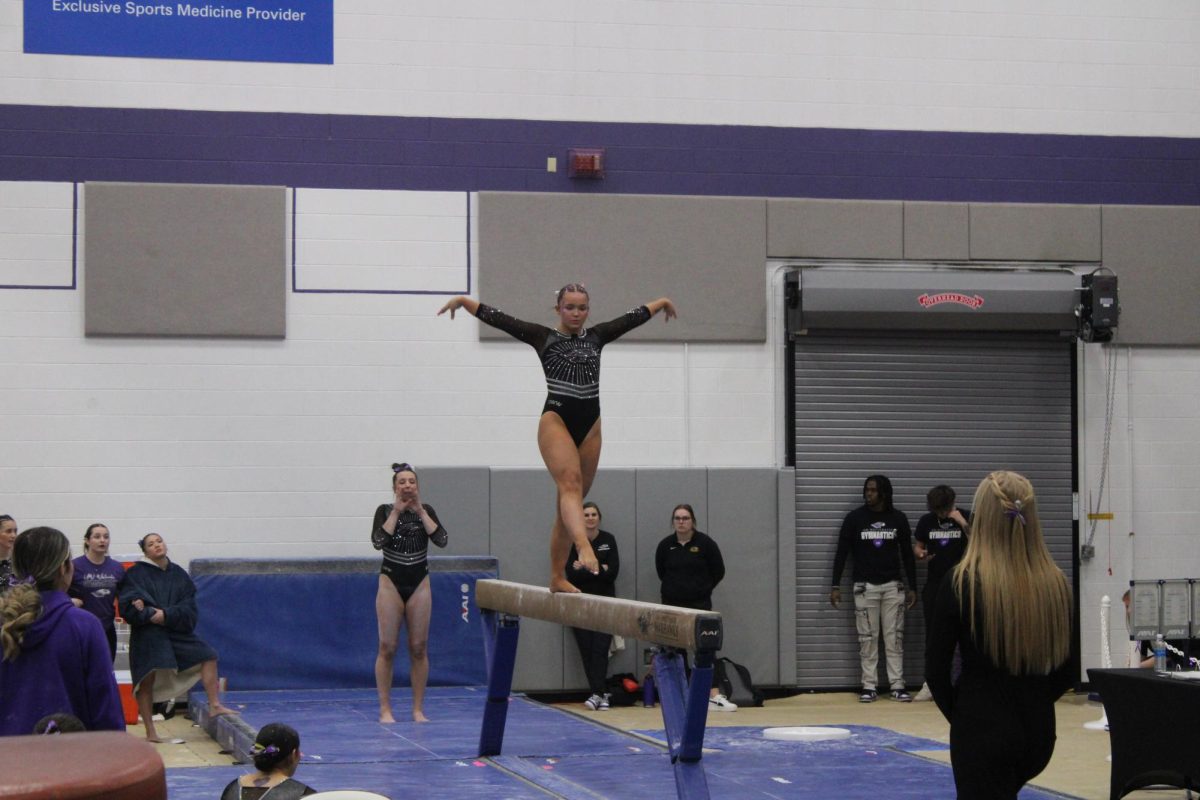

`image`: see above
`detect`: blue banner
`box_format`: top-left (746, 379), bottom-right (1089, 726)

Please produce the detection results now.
top-left (24, 0), bottom-right (333, 64)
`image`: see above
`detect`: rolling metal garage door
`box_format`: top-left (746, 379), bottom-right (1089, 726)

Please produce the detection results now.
top-left (792, 331), bottom-right (1076, 689)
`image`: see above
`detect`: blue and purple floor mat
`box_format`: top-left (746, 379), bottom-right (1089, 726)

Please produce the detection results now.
top-left (175, 687), bottom-right (1079, 799)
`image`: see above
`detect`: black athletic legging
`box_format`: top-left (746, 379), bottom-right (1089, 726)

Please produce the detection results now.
top-left (949, 673), bottom-right (1058, 799)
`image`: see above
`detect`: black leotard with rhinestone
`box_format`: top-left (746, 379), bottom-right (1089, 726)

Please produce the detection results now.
top-left (475, 303), bottom-right (651, 446)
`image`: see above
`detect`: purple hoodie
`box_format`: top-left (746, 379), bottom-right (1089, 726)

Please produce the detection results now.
top-left (0, 590), bottom-right (125, 735)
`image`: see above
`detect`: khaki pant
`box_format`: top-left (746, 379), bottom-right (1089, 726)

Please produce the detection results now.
top-left (853, 580), bottom-right (905, 691)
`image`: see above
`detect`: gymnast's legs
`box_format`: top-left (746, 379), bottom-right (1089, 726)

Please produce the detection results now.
top-left (375, 574), bottom-right (406, 723)
top-left (404, 576), bottom-right (434, 723)
top-left (539, 411), bottom-right (602, 593)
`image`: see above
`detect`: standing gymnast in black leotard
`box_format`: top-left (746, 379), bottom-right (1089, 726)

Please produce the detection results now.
top-left (438, 285), bottom-right (676, 593)
top-left (372, 462), bottom-right (448, 723)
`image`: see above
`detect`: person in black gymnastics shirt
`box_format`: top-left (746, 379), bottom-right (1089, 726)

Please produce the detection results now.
top-left (830, 474), bottom-right (918, 703)
top-left (926, 471), bottom-right (1072, 799)
top-left (439, 286), bottom-right (676, 593)
top-left (655, 503), bottom-right (736, 711)
top-left (567, 501), bottom-right (620, 710)
top-left (372, 462), bottom-right (449, 723)
top-left (912, 485), bottom-right (970, 701)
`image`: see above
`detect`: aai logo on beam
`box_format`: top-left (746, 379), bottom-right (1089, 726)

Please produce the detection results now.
top-left (24, 0), bottom-right (334, 64)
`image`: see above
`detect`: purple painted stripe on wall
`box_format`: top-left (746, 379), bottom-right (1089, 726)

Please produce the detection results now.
top-left (2, 104), bottom-right (1199, 205)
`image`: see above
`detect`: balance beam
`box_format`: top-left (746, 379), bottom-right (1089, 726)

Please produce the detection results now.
top-left (475, 579), bottom-right (723, 651)
top-left (475, 579), bottom-right (723, 800)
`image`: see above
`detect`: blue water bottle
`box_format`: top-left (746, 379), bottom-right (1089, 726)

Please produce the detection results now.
top-left (643, 673), bottom-right (656, 708)
top-left (1153, 634), bottom-right (1167, 672)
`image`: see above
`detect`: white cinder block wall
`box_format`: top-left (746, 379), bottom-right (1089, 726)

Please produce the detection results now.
top-left (0, 184), bottom-right (777, 564)
top-left (4, 2), bottom-right (1200, 679)
top-left (1081, 347), bottom-right (1200, 670)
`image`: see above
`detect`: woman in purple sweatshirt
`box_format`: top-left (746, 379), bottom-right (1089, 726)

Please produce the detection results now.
top-left (0, 526), bottom-right (124, 735)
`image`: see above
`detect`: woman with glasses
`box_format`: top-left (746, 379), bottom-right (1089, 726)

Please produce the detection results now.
top-left (372, 462), bottom-right (448, 723)
top-left (654, 504), bottom-right (735, 711)
top-left (439, 285), bottom-right (676, 593)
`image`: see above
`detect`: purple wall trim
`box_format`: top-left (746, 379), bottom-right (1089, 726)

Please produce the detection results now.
top-left (2, 104), bottom-right (1199, 205)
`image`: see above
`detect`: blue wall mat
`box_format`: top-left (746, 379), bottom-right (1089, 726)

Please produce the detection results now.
top-left (194, 567), bottom-right (495, 689)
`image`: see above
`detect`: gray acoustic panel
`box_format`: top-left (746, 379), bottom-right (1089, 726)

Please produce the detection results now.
top-left (418, 468), bottom-right (491, 558)
top-left (562, 469), bottom-right (638, 689)
top-left (1101, 205), bottom-right (1200, 345)
top-left (793, 332), bottom-right (1075, 690)
top-left (489, 468), bottom-right (564, 691)
top-left (84, 182), bottom-right (285, 337)
top-left (969, 203), bottom-right (1101, 262)
top-left (478, 192), bottom-right (766, 342)
top-left (903, 202), bottom-right (969, 260)
top-left (708, 468), bottom-right (780, 686)
top-left (767, 199), bottom-right (904, 260)
top-left (776, 468), bottom-right (798, 686)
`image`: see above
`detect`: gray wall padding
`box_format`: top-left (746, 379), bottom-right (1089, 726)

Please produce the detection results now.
top-left (707, 468), bottom-right (781, 688)
top-left (1101, 205), bottom-right (1200, 345)
top-left (477, 192), bottom-right (767, 342)
top-left (768, 199), bottom-right (904, 260)
top-left (490, 468), bottom-right (563, 691)
top-left (411, 465), bottom-right (792, 692)
top-left (969, 203), bottom-right (1102, 262)
top-left (902, 202), bottom-right (969, 261)
top-left (84, 182), bottom-right (285, 337)
top-left (419, 467), bottom-right (492, 558)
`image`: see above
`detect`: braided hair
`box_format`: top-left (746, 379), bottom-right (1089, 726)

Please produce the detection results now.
top-left (953, 471), bottom-right (1071, 675)
top-left (1, 527), bottom-right (71, 662)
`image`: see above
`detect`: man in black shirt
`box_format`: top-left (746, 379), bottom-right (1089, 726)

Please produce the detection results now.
top-left (912, 484), bottom-right (970, 701)
top-left (830, 475), bottom-right (917, 703)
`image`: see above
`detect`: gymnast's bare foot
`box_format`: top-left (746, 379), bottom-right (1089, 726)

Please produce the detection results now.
top-left (379, 709), bottom-right (396, 724)
top-left (550, 576), bottom-right (581, 593)
top-left (209, 704), bottom-right (237, 717)
top-left (413, 710), bottom-right (429, 723)
top-left (576, 544), bottom-right (600, 575)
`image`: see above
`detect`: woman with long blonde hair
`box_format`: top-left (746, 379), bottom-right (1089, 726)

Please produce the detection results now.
top-left (925, 471), bottom-right (1074, 799)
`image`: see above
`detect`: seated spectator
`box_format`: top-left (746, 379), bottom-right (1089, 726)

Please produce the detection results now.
top-left (0, 527), bottom-right (125, 735)
top-left (118, 532), bottom-right (235, 742)
top-left (221, 723), bottom-right (316, 799)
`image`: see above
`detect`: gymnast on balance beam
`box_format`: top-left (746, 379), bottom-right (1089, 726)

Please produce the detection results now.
top-left (439, 284), bottom-right (676, 593)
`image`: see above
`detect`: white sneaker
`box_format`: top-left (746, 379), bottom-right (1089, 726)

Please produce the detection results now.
top-left (914, 683), bottom-right (933, 702)
top-left (584, 694), bottom-right (603, 710)
top-left (598, 693), bottom-right (611, 710)
top-left (709, 694), bottom-right (738, 712)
